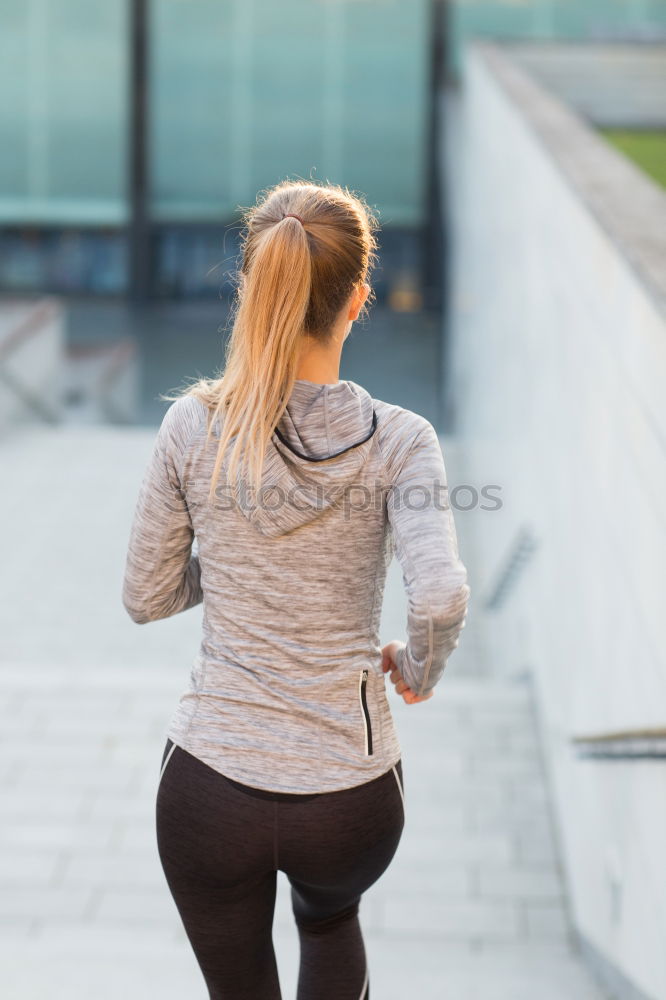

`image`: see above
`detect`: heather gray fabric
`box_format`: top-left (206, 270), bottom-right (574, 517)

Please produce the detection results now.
top-left (122, 377), bottom-right (470, 794)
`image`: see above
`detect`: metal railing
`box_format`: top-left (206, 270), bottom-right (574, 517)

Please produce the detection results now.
top-left (0, 298), bottom-right (63, 424)
top-left (484, 524), bottom-right (539, 611)
top-left (572, 727), bottom-right (666, 759)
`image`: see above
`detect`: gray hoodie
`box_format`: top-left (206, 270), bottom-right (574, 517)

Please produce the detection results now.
top-left (122, 377), bottom-right (470, 794)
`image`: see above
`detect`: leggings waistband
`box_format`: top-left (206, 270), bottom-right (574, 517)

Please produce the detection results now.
top-left (218, 760), bottom-right (401, 802)
top-left (162, 737), bottom-right (402, 802)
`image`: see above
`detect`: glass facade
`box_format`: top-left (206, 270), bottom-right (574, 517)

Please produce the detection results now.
top-left (0, 0), bottom-right (433, 295)
top-left (0, 0), bottom-right (128, 225)
top-left (150, 0), bottom-right (431, 226)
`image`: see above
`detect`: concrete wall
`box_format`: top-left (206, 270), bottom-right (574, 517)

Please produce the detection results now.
top-left (446, 0), bottom-right (666, 80)
top-left (446, 43), bottom-right (666, 1000)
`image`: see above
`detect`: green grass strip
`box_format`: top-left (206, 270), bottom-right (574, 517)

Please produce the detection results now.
top-left (599, 129), bottom-right (666, 189)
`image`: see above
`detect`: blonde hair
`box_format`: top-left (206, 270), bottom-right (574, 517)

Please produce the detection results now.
top-left (161, 179), bottom-right (379, 503)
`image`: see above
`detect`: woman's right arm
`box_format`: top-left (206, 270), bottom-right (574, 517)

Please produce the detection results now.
top-left (385, 420), bottom-right (470, 699)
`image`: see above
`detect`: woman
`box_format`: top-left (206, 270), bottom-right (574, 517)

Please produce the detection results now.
top-left (122, 179), bottom-right (470, 1000)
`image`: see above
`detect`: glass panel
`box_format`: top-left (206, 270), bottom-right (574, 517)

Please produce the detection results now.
top-left (0, 0), bottom-right (128, 225)
top-left (150, 0), bottom-right (432, 226)
top-left (151, 0), bottom-right (238, 221)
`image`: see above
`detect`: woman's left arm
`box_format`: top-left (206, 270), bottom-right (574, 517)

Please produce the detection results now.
top-left (122, 399), bottom-right (203, 624)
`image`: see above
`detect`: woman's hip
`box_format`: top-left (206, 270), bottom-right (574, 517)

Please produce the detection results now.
top-left (155, 737), bottom-right (405, 884)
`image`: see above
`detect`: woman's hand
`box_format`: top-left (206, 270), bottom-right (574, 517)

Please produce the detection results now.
top-left (381, 640), bottom-right (435, 704)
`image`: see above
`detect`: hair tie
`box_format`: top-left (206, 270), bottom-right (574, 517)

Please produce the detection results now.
top-left (282, 213), bottom-right (304, 225)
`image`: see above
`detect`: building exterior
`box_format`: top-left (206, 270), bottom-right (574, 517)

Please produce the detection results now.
top-left (0, 0), bottom-right (434, 297)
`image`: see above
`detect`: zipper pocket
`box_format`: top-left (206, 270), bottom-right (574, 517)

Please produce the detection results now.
top-left (359, 669), bottom-right (374, 756)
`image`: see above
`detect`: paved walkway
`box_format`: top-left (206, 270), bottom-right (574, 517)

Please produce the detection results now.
top-left (0, 424), bottom-right (609, 999)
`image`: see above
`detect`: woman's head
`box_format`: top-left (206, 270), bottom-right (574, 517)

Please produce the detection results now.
top-left (238, 179), bottom-right (377, 343)
top-left (167, 179), bottom-right (380, 502)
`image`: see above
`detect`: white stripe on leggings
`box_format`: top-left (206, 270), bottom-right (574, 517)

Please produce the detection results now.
top-left (158, 742), bottom-right (177, 785)
top-left (391, 764), bottom-right (405, 814)
top-left (357, 963), bottom-right (369, 1000)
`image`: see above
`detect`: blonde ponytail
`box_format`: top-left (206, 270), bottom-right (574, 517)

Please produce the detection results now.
top-left (161, 179), bottom-right (379, 504)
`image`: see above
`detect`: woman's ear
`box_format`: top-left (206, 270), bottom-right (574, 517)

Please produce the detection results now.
top-left (348, 282), bottom-right (370, 322)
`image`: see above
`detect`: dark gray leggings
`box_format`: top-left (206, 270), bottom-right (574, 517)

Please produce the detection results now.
top-left (155, 737), bottom-right (405, 999)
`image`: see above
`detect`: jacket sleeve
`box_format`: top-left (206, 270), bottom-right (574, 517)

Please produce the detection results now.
top-left (122, 400), bottom-right (203, 625)
top-left (387, 421), bottom-right (470, 697)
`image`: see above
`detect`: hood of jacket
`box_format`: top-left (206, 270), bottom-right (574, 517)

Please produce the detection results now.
top-left (233, 378), bottom-right (377, 538)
